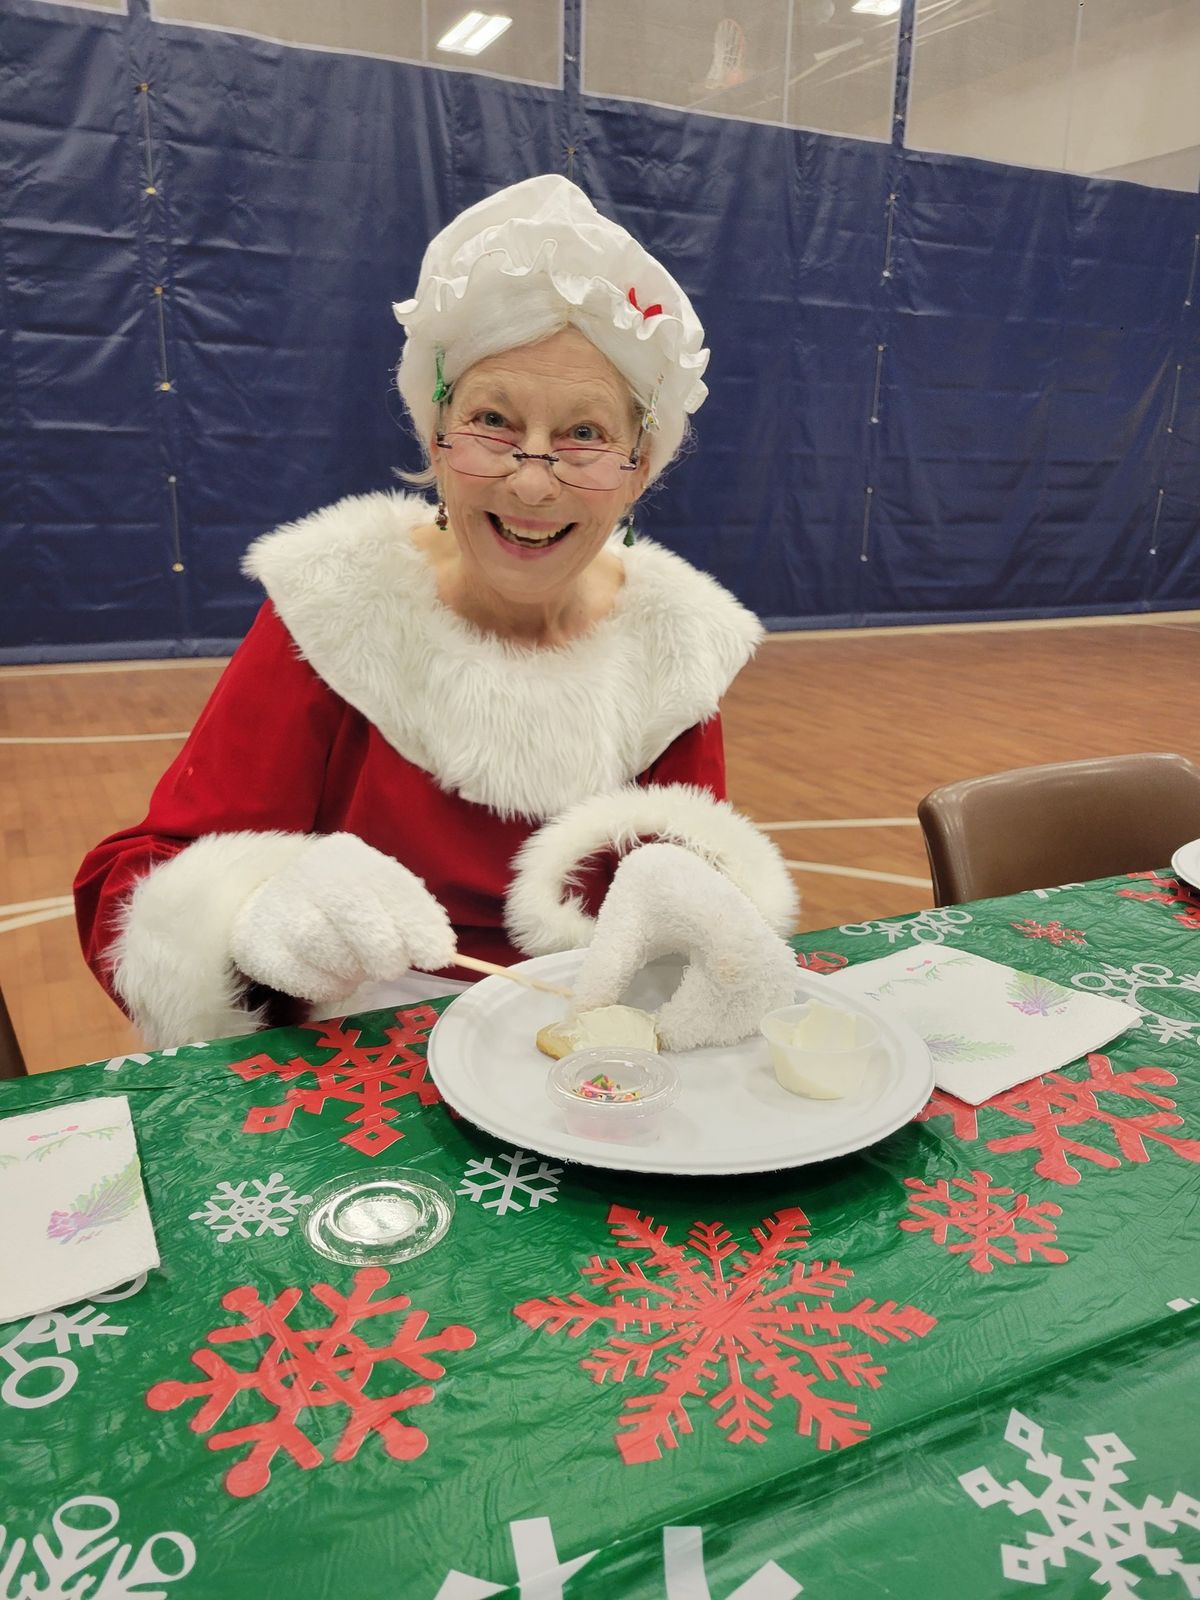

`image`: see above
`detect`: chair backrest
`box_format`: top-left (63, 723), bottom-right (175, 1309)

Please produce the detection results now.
top-left (0, 983), bottom-right (28, 1079)
top-left (918, 752), bottom-right (1200, 907)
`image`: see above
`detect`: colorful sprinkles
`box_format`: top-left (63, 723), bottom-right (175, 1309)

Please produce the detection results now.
top-left (576, 1074), bottom-right (642, 1103)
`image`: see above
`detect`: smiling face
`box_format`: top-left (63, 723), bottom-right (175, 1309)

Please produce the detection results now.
top-left (431, 327), bottom-right (650, 609)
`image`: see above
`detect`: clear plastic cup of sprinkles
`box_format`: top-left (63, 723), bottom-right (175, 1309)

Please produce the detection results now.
top-left (302, 1169), bottom-right (455, 1266)
top-left (546, 1047), bottom-right (680, 1143)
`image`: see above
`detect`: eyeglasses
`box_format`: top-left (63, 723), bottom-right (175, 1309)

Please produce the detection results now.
top-left (436, 428), bottom-right (641, 491)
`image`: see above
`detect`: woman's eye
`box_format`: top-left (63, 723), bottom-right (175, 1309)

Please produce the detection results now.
top-left (569, 424), bottom-right (600, 442)
top-left (478, 411), bottom-right (509, 430)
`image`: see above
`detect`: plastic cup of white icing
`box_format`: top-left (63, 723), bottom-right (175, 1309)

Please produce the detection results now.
top-left (760, 1001), bottom-right (879, 1099)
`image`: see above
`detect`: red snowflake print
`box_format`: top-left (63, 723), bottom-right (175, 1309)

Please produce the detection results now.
top-left (514, 1204), bottom-right (936, 1465)
top-left (146, 1266), bottom-right (475, 1497)
top-left (794, 950), bottom-right (849, 974)
top-left (228, 1009), bottom-right (441, 1157)
top-left (1117, 871), bottom-right (1200, 930)
top-left (1010, 918), bottom-right (1087, 947)
top-left (917, 1052), bottom-right (1200, 1185)
top-left (900, 1171), bottom-right (1067, 1272)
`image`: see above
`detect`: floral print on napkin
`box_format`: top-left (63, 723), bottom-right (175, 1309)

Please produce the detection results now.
top-left (0, 1096), bottom-right (159, 1323)
top-left (827, 947), bottom-right (1140, 1105)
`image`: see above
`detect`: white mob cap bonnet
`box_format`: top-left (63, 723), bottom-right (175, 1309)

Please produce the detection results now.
top-left (393, 174), bottom-right (709, 482)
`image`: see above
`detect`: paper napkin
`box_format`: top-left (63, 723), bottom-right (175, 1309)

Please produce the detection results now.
top-left (826, 947), bottom-right (1140, 1105)
top-left (0, 1096), bottom-right (159, 1324)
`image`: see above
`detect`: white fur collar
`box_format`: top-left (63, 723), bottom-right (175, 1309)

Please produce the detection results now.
top-left (243, 492), bottom-right (762, 821)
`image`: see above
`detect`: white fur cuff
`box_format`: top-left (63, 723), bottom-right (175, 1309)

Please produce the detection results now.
top-left (108, 831), bottom-right (316, 1049)
top-left (504, 783), bottom-right (799, 956)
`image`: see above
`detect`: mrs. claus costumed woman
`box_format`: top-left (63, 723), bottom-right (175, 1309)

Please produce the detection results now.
top-left (74, 175), bottom-right (799, 1051)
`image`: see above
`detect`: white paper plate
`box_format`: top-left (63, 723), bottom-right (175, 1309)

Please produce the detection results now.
top-left (427, 952), bottom-right (934, 1175)
top-left (1171, 839), bottom-right (1200, 891)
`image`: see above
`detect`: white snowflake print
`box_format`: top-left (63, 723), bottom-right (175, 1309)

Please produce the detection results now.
top-left (1071, 962), bottom-right (1200, 1046)
top-left (457, 1149), bottom-right (562, 1216)
top-left (433, 1515), bottom-right (801, 1599)
top-left (1168, 1297), bottom-right (1198, 1312)
top-left (840, 907), bottom-right (973, 945)
top-left (188, 1171), bottom-right (312, 1243)
top-left (661, 1527), bottom-right (802, 1600)
top-left (0, 1277), bottom-right (147, 1412)
top-left (0, 1493), bottom-right (195, 1597)
top-left (98, 1040), bottom-right (209, 1072)
top-left (960, 1408), bottom-right (1200, 1598)
top-left (1029, 883), bottom-right (1086, 899)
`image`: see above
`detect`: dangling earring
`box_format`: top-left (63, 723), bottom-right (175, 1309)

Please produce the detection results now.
top-left (621, 510), bottom-right (637, 547)
top-left (435, 499), bottom-right (448, 531)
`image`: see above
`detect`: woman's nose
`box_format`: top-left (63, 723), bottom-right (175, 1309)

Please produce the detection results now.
top-left (510, 454), bottom-right (562, 503)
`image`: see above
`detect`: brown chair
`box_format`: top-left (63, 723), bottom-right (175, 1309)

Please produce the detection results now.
top-left (918, 752), bottom-right (1200, 907)
top-left (0, 983), bottom-right (29, 1079)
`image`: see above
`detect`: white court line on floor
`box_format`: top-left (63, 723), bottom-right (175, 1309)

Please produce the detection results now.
top-left (0, 732), bottom-right (188, 745)
top-left (2, 840), bottom-right (927, 914)
top-left (1, 659), bottom-right (226, 678)
top-left (783, 858), bottom-right (930, 888)
top-left (0, 896), bottom-right (74, 916)
top-left (0, 905), bottom-right (76, 935)
top-left (6, 608), bottom-right (1198, 679)
top-left (759, 817), bottom-right (918, 830)
top-left (762, 609), bottom-right (1200, 643)
top-left (2, 860), bottom-right (929, 932)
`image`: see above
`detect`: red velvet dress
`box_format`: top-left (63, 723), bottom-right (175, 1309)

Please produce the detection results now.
top-left (75, 601), bottom-right (727, 1016)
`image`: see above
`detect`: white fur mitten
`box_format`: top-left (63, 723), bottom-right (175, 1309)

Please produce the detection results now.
top-left (570, 842), bottom-right (798, 1051)
top-left (229, 833), bottom-right (456, 1004)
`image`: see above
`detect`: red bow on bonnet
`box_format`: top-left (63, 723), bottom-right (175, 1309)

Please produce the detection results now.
top-left (628, 287), bottom-right (663, 319)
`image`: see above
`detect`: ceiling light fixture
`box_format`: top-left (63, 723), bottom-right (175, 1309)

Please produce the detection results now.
top-left (436, 11), bottom-right (513, 54)
top-left (851, 0), bottom-right (902, 15)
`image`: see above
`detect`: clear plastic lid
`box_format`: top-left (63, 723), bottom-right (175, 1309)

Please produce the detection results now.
top-left (302, 1169), bottom-right (455, 1266)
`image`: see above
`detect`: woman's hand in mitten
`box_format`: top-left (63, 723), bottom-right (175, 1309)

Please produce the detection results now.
top-left (228, 832), bottom-right (456, 1003)
top-left (572, 842), bottom-right (797, 1050)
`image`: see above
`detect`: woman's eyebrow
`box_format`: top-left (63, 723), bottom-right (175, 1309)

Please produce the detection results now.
top-left (455, 383), bottom-right (623, 425)
top-left (455, 383), bottom-right (514, 409)
top-left (564, 391), bottom-right (623, 422)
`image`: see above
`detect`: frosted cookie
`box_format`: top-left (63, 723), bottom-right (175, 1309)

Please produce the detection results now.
top-left (536, 1004), bottom-right (659, 1060)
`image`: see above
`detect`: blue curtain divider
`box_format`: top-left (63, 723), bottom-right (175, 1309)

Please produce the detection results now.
top-left (0, 0), bottom-right (1197, 660)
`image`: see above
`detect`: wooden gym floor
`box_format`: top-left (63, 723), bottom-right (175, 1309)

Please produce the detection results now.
top-left (3, 610), bottom-right (1198, 1075)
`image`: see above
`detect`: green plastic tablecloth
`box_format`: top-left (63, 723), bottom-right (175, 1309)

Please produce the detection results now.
top-left (2, 872), bottom-right (1198, 1599)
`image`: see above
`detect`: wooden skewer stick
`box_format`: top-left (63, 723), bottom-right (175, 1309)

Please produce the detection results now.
top-left (452, 952), bottom-right (575, 1000)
